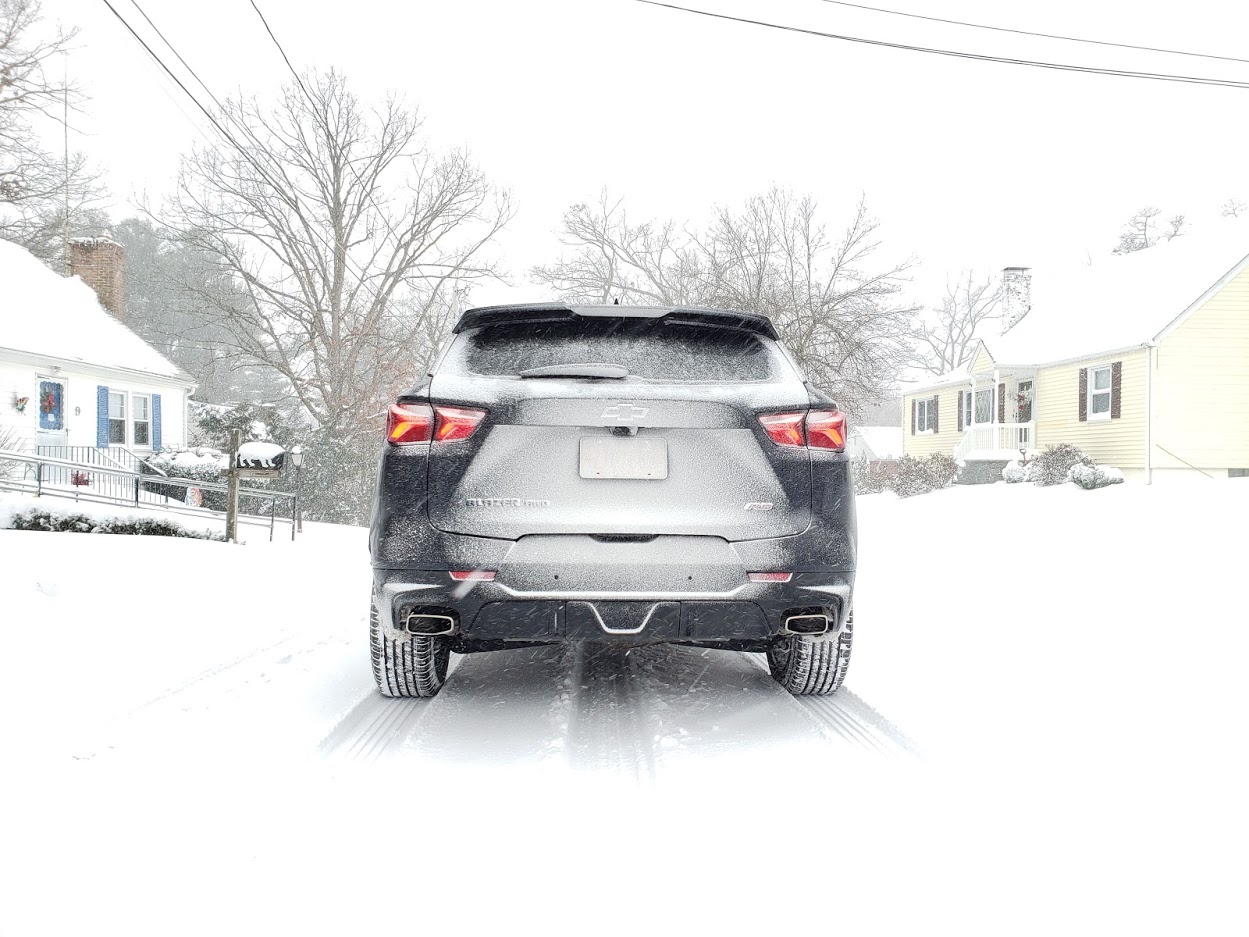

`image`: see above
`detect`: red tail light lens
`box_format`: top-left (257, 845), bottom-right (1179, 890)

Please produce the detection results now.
top-left (758, 411), bottom-right (807, 448)
top-left (449, 570), bottom-right (496, 581)
top-left (387, 403), bottom-right (434, 444)
top-left (806, 409), bottom-right (847, 451)
top-left (434, 405), bottom-right (487, 442)
top-left (748, 572), bottom-right (792, 583)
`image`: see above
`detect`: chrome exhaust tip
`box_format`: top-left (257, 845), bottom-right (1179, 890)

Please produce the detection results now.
top-left (782, 612), bottom-right (832, 636)
top-left (402, 611), bottom-right (457, 636)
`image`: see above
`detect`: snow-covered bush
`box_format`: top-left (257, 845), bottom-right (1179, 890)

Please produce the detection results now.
top-left (5, 506), bottom-right (224, 540)
top-left (1068, 463), bottom-right (1125, 490)
top-left (1027, 443), bottom-right (1094, 487)
top-left (853, 460), bottom-right (893, 495)
top-left (888, 453), bottom-right (958, 498)
top-left (1002, 460), bottom-right (1026, 484)
top-left (142, 446), bottom-right (229, 509)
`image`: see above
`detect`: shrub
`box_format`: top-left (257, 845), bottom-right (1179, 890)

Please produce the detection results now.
top-left (1002, 460), bottom-right (1026, 484)
top-left (1068, 463), bottom-right (1125, 490)
top-left (1027, 443), bottom-right (1094, 487)
top-left (888, 453), bottom-right (958, 498)
top-left (853, 460), bottom-right (894, 495)
top-left (141, 446), bottom-right (229, 510)
top-left (7, 508), bottom-right (225, 540)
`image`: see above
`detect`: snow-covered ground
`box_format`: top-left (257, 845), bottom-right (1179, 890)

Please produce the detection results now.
top-left (2, 482), bottom-right (1246, 935)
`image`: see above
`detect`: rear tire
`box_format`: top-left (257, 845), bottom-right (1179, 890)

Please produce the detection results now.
top-left (767, 609), bottom-right (853, 697)
top-left (370, 597), bottom-right (450, 698)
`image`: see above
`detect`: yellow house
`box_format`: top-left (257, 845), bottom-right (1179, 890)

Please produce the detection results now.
top-left (902, 223), bottom-right (1249, 483)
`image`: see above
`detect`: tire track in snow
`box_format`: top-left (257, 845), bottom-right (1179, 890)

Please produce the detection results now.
top-left (740, 652), bottom-right (917, 756)
top-left (565, 644), bottom-right (657, 783)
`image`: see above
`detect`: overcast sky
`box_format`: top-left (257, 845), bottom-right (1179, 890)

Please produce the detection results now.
top-left (43, 0), bottom-right (1249, 309)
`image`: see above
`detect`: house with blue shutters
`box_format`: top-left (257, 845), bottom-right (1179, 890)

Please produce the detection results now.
top-left (0, 238), bottom-right (196, 469)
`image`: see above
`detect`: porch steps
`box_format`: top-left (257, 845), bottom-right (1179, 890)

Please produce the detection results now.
top-left (956, 460), bottom-right (1009, 485)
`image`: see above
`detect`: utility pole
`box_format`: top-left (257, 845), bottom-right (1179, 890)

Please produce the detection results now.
top-left (225, 429), bottom-right (241, 542)
top-left (62, 52), bottom-right (70, 276)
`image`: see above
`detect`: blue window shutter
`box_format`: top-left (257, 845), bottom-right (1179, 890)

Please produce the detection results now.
top-left (152, 393), bottom-right (162, 451)
top-left (96, 386), bottom-right (109, 447)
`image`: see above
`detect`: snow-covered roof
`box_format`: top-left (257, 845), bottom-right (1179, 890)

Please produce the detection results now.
top-left (903, 361), bottom-right (972, 394)
top-left (989, 220), bottom-right (1249, 366)
top-left (852, 425), bottom-right (904, 460)
top-left (0, 238), bottom-right (193, 383)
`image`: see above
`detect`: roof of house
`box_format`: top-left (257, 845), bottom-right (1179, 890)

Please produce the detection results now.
top-left (852, 425), bottom-right (904, 460)
top-left (906, 220), bottom-right (1249, 394)
top-left (0, 239), bottom-right (192, 383)
top-left (991, 220), bottom-right (1249, 366)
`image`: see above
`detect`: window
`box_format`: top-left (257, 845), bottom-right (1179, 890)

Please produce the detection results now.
top-left (455, 320), bottom-right (777, 382)
top-left (108, 392), bottom-right (127, 444)
top-left (916, 397), bottom-right (935, 433)
top-left (974, 389), bottom-right (994, 424)
top-left (133, 395), bottom-right (151, 447)
top-left (1089, 366), bottom-right (1111, 420)
top-left (963, 391), bottom-right (972, 428)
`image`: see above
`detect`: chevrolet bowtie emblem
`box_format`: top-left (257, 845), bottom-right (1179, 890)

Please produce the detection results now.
top-left (600, 404), bottom-right (650, 424)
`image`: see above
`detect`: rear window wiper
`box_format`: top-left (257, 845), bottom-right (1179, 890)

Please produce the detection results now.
top-left (518, 363), bottom-right (629, 379)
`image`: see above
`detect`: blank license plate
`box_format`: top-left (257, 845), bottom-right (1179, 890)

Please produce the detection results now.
top-left (579, 437), bottom-right (668, 480)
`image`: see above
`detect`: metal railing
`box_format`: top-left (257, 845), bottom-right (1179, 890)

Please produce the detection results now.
top-left (0, 450), bottom-right (298, 541)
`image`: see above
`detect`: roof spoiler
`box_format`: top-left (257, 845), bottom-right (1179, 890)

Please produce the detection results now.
top-left (452, 303), bottom-right (780, 340)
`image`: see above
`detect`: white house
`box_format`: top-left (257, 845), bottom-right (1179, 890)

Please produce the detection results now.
top-left (0, 237), bottom-right (196, 465)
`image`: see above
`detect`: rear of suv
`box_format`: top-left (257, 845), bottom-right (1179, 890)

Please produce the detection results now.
top-left (368, 303), bottom-right (857, 698)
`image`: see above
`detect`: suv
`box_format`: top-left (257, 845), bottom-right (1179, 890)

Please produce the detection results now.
top-left (368, 304), bottom-right (857, 698)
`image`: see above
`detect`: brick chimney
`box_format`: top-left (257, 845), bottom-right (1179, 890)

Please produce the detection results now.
top-left (1001, 266), bottom-right (1031, 334)
top-left (69, 235), bottom-right (126, 319)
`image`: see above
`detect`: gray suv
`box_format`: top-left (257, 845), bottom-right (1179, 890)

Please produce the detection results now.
top-left (368, 304), bottom-right (857, 697)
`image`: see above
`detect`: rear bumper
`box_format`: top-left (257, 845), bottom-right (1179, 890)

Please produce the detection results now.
top-left (372, 566), bottom-right (855, 646)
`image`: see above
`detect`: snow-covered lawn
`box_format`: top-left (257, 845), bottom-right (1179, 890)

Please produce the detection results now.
top-left (1, 481), bottom-right (1245, 935)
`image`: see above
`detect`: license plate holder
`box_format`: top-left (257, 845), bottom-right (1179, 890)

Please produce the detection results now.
top-left (579, 437), bottom-right (668, 480)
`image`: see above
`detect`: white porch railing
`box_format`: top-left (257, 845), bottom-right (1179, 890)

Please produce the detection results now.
top-left (953, 422), bottom-right (1035, 461)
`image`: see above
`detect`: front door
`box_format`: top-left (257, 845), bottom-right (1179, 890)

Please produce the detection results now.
top-left (35, 377), bottom-right (68, 452)
top-left (1016, 380), bottom-right (1034, 422)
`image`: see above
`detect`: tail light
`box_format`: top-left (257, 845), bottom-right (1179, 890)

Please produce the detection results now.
top-left (433, 405), bottom-right (487, 442)
top-left (757, 408), bottom-right (847, 452)
top-left (805, 409), bottom-right (847, 451)
top-left (387, 403), bottom-right (434, 444)
top-left (449, 570), bottom-right (496, 581)
top-left (386, 402), bottom-right (487, 445)
top-left (758, 411), bottom-right (807, 448)
top-left (748, 572), bottom-right (792, 583)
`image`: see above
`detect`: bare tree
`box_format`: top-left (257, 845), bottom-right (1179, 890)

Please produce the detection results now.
top-left (158, 70), bottom-right (513, 436)
top-left (909, 271), bottom-right (1001, 376)
top-left (532, 188), bottom-right (917, 412)
top-left (0, 0), bottom-right (106, 264)
top-left (1164, 214), bottom-right (1187, 241)
top-left (1114, 206), bottom-right (1162, 253)
top-left (1222, 198), bottom-right (1246, 219)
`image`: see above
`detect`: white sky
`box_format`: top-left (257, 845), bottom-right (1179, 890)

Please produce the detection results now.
top-left (41, 0), bottom-right (1249, 310)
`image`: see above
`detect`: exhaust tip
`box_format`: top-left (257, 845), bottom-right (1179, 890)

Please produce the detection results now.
top-left (783, 613), bottom-right (830, 636)
top-left (401, 608), bottom-right (458, 636)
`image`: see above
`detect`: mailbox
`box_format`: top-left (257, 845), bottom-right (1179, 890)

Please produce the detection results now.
top-left (235, 442), bottom-right (287, 478)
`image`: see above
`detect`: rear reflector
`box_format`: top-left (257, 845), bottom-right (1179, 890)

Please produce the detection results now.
top-left (757, 411), bottom-right (806, 448)
top-left (434, 405), bottom-right (487, 443)
top-left (387, 403), bottom-right (435, 444)
top-left (748, 572), bottom-right (793, 583)
top-left (449, 570), bottom-right (496, 581)
top-left (805, 409), bottom-right (847, 451)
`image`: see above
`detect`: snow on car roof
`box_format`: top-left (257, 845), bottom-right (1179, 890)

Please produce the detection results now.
top-left (0, 238), bottom-right (192, 382)
top-left (988, 219), bottom-right (1249, 367)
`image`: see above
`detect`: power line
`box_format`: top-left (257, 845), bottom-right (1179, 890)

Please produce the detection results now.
top-left (809, 0), bottom-right (1249, 67)
top-left (633, 1), bottom-right (1249, 89)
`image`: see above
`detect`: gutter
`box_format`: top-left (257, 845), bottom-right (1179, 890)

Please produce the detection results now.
top-left (0, 344), bottom-right (196, 386)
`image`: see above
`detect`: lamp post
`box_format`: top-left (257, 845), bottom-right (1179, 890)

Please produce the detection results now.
top-left (289, 445), bottom-right (304, 538)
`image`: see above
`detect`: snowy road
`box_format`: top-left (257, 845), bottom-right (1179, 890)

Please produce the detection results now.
top-left (4, 482), bottom-right (1247, 936)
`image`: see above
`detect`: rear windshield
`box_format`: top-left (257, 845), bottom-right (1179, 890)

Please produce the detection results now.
top-left (449, 319), bottom-right (779, 382)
